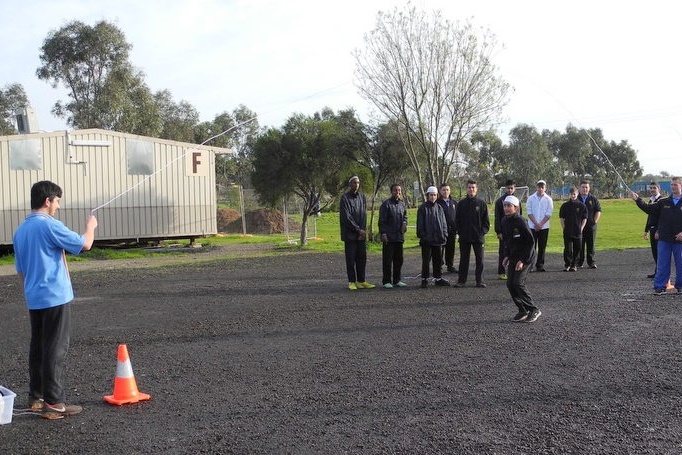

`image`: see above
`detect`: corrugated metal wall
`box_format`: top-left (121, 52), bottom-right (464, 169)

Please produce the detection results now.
top-left (0, 129), bottom-right (225, 245)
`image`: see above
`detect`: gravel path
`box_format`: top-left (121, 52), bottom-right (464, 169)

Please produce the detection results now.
top-left (1, 247), bottom-right (680, 454)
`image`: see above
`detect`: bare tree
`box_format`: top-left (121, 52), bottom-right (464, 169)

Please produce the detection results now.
top-left (353, 4), bottom-right (511, 197)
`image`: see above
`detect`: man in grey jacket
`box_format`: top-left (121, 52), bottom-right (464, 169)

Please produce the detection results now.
top-left (417, 186), bottom-right (450, 288)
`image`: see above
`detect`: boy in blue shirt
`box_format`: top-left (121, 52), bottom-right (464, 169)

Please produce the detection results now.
top-left (13, 181), bottom-right (97, 419)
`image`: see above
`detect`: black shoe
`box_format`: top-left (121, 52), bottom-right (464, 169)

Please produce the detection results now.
top-left (475, 282), bottom-right (487, 288)
top-left (588, 264), bottom-right (597, 269)
top-left (512, 311), bottom-right (529, 322)
top-left (563, 267), bottom-right (570, 272)
top-left (525, 309), bottom-right (542, 323)
top-left (421, 279), bottom-right (428, 289)
top-left (569, 266), bottom-right (577, 272)
top-left (453, 282), bottom-right (466, 288)
top-left (435, 278), bottom-right (450, 286)
top-left (654, 288), bottom-right (666, 295)
top-left (647, 273), bottom-right (655, 278)
top-left (447, 266), bottom-right (458, 273)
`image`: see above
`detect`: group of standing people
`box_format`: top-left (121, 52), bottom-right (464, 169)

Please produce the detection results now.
top-left (340, 175), bottom-right (610, 323)
top-left (558, 181), bottom-right (602, 272)
top-left (341, 176), bottom-right (539, 321)
top-left (414, 180), bottom-right (490, 289)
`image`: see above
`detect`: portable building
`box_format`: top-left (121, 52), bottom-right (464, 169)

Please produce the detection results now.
top-left (0, 129), bottom-right (231, 246)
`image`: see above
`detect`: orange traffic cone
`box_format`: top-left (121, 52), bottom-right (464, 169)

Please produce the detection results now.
top-left (103, 344), bottom-right (151, 405)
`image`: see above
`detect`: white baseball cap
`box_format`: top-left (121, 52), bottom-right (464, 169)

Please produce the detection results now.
top-left (426, 186), bottom-right (438, 195)
top-left (503, 195), bottom-right (520, 207)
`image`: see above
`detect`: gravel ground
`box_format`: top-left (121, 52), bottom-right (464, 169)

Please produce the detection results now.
top-left (1, 246), bottom-right (681, 454)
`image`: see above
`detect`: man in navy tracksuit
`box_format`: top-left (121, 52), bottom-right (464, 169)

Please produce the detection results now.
top-left (632, 177), bottom-right (682, 295)
top-left (501, 195), bottom-right (541, 323)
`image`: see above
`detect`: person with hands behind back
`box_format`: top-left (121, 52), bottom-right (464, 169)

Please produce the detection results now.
top-left (378, 184), bottom-right (408, 289)
top-left (340, 176), bottom-right (375, 290)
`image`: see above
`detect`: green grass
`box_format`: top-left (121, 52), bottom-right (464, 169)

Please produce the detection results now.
top-left (0, 199), bottom-right (649, 266)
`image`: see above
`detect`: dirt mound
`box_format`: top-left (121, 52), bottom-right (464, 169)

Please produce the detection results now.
top-left (217, 207), bottom-right (301, 234)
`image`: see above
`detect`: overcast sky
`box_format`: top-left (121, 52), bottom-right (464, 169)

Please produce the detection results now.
top-left (1, 0), bottom-right (680, 178)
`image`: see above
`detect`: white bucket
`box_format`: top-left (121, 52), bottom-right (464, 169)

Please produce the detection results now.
top-left (0, 386), bottom-right (16, 425)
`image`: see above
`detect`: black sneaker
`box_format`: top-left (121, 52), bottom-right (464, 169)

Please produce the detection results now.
top-left (435, 278), bottom-right (450, 286)
top-left (563, 267), bottom-right (570, 272)
top-left (421, 279), bottom-right (428, 288)
top-left (41, 402), bottom-right (83, 420)
top-left (647, 273), bottom-right (656, 278)
top-left (447, 266), bottom-right (458, 273)
top-left (475, 282), bottom-right (487, 288)
top-left (569, 266), bottom-right (577, 272)
top-left (525, 309), bottom-right (542, 323)
top-left (452, 282), bottom-right (466, 288)
top-left (512, 311), bottom-right (529, 322)
top-left (654, 288), bottom-right (666, 295)
top-left (589, 264), bottom-right (597, 269)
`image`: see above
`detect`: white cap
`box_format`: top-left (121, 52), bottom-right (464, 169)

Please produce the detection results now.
top-left (426, 186), bottom-right (438, 195)
top-left (503, 195), bottom-right (519, 207)
top-left (348, 176), bottom-right (360, 184)
top-left (536, 180), bottom-right (546, 186)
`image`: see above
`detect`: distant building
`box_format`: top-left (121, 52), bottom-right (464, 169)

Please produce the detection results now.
top-left (0, 129), bottom-right (231, 246)
top-left (631, 180), bottom-right (672, 195)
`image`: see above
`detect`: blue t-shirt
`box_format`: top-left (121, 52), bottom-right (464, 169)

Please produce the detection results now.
top-left (13, 212), bottom-right (85, 310)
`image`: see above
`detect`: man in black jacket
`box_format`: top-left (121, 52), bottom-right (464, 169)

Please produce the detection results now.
top-left (501, 195), bottom-right (541, 323)
top-left (454, 180), bottom-right (490, 288)
top-left (494, 179), bottom-right (521, 280)
top-left (437, 183), bottom-right (458, 273)
top-left (417, 186), bottom-right (450, 288)
top-left (378, 184), bottom-right (408, 288)
top-left (339, 176), bottom-right (375, 290)
top-left (577, 181), bottom-right (602, 268)
top-left (559, 187), bottom-right (587, 272)
top-left (637, 181), bottom-right (663, 278)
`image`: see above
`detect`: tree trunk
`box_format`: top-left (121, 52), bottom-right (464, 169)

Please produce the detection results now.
top-left (299, 213), bottom-right (309, 246)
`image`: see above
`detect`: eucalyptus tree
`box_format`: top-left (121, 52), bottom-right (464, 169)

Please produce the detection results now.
top-left (153, 89), bottom-right (200, 143)
top-left (553, 124), bottom-right (593, 183)
top-left (459, 131), bottom-right (502, 201)
top-left (37, 20), bottom-right (159, 135)
top-left (505, 124), bottom-right (557, 189)
top-left (201, 105), bottom-right (260, 194)
top-left (348, 118), bottom-right (415, 238)
top-left (588, 132), bottom-right (642, 196)
top-left (0, 83), bottom-right (28, 135)
top-left (353, 4), bottom-right (511, 198)
top-left (251, 109), bottom-right (359, 245)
